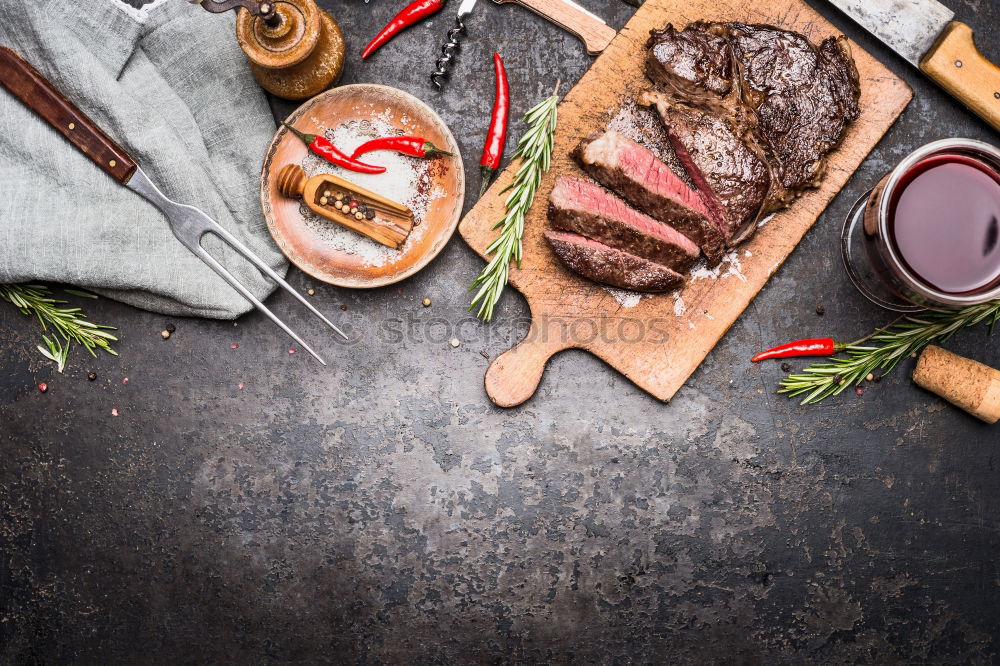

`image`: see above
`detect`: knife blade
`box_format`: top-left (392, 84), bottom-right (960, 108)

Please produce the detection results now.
top-left (829, 0), bottom-right (1000, 132)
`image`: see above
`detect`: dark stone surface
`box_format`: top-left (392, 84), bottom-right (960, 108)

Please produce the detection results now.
top-left (3, 0), bottom-right (1000, 663)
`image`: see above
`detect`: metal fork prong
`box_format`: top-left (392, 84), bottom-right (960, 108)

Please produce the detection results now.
top-left (207, 223), bottom-right (349, 341)
top-left (193, 246), bottom-right (328, 366)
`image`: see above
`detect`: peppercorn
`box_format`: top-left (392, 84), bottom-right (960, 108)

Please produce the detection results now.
top-left (335, 192), bottom-right (344, 201)
top-left (365, 210), bottom-right (375, 220)
top-left (355, 212), bottom-right (364, 220)
top-left (450, 338), bottom-right (460, 348)
top-left (781, 362), bottom-right (792, 372)
top-left (834, 374), bottom-right (844, 385)
top-left (334, 201), bottom-right (344, 210)
top-left (87, 372), bottom-right (97, 381)
top-left (349, 200), bottom-right (358, 209)
top-left (339, 304), bottom-right (348, 311)
top-left (872, 371), bottom-right (882, 383)
top-left (307, 288), bottom-right (315, 296)
top-left (161, 330), bottom-right (171, 339)
top-left (350, 207), bottom-right (358, 215)
top-left (38, 383), bottom-right (48, 393)
top-left (165, 323), bottom-right (176, 333)
top-left (866, 373), bottom-right (874, 382)
top-left (320, 197), bottom-right (329, 205)
top-left (422, 298), bottom-right (431, 307)
top-left (816, 305), bottom-right (825, 316)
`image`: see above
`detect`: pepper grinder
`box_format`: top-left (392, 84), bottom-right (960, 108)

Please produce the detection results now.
top-left (193, 0), bottom-right (345, 101)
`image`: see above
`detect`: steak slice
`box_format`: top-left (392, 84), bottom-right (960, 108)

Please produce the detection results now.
top-left (640, 90), bottom-right (771, 246)
top-left (545, 230), bottom-right (684, 293)
top-left (548, 176), bottom-right (700, 272)
top-left (572, 130), bottom-right (725, 262)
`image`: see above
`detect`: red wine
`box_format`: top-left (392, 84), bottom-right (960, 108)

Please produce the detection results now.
top-left (889, 154), bottom-right (1000, 295)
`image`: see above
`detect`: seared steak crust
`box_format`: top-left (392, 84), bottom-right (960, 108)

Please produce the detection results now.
top-left (727, 23), bottom-right (861, 191)
top-left (644, 21), bottom-right (860, 244)
top-left (545, 231), bottom-right (685, 293)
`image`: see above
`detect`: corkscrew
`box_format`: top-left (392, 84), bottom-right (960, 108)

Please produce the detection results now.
top-left (429, 0), bottom-right (616, 88)
top-left (431, 0), bottom-right (479, 89)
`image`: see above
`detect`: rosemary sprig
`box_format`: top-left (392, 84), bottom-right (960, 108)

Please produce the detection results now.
top-left (469, 85), bottom-right (560, 321)
top-left (779, 301), bottom-right (1000, 405)
top-left (0, 284), bottom-right (118, 372)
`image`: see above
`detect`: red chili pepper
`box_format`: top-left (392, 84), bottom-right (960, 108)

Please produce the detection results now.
top-left (351, 136), bottom-right (452, 160)
top-left (751, 338), bottom-right (840, 362)
top-left (361, 0), bottom-right (446, 60)
top-left (282, 123), bottom-right (386, 175)
top-left (479, 52), bottom-right (510, 199)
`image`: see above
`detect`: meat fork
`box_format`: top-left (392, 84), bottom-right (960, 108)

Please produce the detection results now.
top-left (0, 47), bottom-right (345, 365)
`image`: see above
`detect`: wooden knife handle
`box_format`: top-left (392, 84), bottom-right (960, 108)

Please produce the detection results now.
top-left (920, 22), bottom-right (1000, 134)
top-left (495, 0), bottom-right (617, 55)
top-left (0, 47), bottom-right (137, 184)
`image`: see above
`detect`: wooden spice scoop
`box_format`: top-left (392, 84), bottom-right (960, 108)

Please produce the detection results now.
top-left (913, 345), bottom-right (1000, 424)
top-left (277, 164), bottom-right (414, 249)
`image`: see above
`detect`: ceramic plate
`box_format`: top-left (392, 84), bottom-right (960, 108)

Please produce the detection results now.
top-left (261, 84), bottom-right (464, 288)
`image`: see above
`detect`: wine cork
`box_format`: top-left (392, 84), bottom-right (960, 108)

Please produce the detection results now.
top-left (912, 346), bottom-right (1000, 424)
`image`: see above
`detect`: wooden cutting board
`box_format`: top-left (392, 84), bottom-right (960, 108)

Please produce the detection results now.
top-left (459, 0), bottom-right (911, 407)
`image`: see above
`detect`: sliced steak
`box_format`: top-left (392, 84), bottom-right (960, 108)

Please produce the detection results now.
top-left (572, 130), bottom-right (725, 262)
top-left (640, 90), bottom-right (771, 246)
top-left (548, 176), bottom-right (700, 272)
top-left (545, 230), bottom-right (684, 293)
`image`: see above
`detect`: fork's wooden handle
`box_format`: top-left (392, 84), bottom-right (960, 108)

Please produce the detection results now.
top-left (920, 22), bottom-right (1000, 133)
top-left (0, 46), bottom-right (137, 183)
top-left (495, 0), bottom-right (616, 55)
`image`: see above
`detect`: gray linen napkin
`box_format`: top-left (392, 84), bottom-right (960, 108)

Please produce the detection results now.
top-left (0, 0), bottom-right (287, 319)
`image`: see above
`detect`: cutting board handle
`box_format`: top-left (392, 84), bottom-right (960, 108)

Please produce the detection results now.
top-left (485, 318), bottom-right (573, 407)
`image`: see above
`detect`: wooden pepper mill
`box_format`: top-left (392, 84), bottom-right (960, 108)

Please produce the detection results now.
top-left (194, 0), bottom-right (345, 101)
top-left (913, 346), bottom-right (1000, 424)
top-left (277, 164), bottom-right (414, 249)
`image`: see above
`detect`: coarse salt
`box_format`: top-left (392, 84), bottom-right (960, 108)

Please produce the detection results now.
top-left (296, 112), bottom-right (446, 268)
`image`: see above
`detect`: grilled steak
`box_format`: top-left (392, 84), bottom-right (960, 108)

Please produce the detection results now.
top-left (548, 176), bottom-right (700, 272)
top-left (572, 130), bottom-right (725, 262)
top-left (545, 230), bottom-right (684, 293)
top-left (646, 22), bottom-right (733, 103)
top-left (640, 91), bottom-right (771, 245)
top-left (646, 21), bottom-right (860, 195)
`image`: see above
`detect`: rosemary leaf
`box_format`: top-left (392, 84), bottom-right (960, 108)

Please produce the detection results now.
top-left (1, 283), bottom-right (118, 369)
top-left (777, 301), bottom-right (1000, 405)
top-left (469, 87), bottom-right (560, 321)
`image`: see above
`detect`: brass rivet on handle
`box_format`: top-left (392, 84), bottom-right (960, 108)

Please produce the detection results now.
top-left (995, 92), bottom-right (1000, 100)
top-left (109, 160), bottom-right (117, 168)
top-left (955, 60), bottom-right (963, 68)
top-left (68, 122), bottom-right (75, 130)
